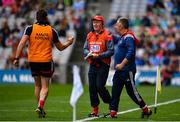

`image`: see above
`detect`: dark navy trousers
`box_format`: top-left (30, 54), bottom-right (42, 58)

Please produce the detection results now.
top-left (88, 63), bottom-right (111, 107)
top-left (110, 70), bottom-right (146, 111)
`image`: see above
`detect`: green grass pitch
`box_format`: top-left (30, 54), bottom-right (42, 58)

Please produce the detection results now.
top-left (0, 83), bottom-right (180, 121)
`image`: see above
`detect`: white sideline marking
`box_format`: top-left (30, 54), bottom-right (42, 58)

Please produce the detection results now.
top-left (77, 98), bottom-right (180, 122)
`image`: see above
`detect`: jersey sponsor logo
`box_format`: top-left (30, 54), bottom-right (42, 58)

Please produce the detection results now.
top-left (90, 45), bottom-right (100, 52)
top-left (35, 33), bottom-right (50, 40)
top-left (89, 41), bottom-right (102, 45)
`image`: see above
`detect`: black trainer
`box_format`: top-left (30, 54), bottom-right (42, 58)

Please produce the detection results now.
top-left (104, 112), bottom-right (117, 118)
top-left (88, 112), bottom-right (99, 117)
top-left (35, 107), bottom-right (46, 118)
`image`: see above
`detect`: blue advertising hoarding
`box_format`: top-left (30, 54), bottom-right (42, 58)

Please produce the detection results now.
top-left (0, 69), bottom-right (180, 85)
top-left (0, 70), bottom-right (34, 83)
top-left (135, 71), bottom-right (157, 84)
top-left (106, 70), bottom-right (180, 86)
top-left (135, 71), bottom-right (180, 86)
top-left (171, 73), bottom-right (180, 86)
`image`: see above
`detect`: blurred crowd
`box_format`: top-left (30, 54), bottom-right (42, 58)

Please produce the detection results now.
top-left (0, 0), bottom-right (93, 69)
top-left (106, 0), bottom-right (180, 85)
top-left (0, 0), bottom-right (179, 85)
top-left (136, 0), bottom-right (180, 85)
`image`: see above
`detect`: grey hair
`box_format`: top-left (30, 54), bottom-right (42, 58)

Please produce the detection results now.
top-left (117, 17), bottom-right (129, 29)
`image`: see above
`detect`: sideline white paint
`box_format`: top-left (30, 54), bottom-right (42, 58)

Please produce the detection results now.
top-left (77, 98), bottom-right (180, 122)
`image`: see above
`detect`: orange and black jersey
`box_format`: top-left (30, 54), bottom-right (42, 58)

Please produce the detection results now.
top-left (24, 22), bottom-right (59, 62)
top-left (24, 23), bottom-right (59, 44)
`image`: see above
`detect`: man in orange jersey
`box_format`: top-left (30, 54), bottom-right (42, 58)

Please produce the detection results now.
top-left (83, 15), bottom-right (114, 117)
top-left (13, 9), bottom-right (74, 118)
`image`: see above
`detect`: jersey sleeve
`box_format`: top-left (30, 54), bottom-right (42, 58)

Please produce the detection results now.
top-left (52, 28), bottom-right (59, 44)
top-left (83, 38), bottom-right (90, 57)
top-left (98, 40), bottom-right (114, 59)
top-left (24, 25), bottom-right (32, 36)
top-left (98, 34), bottom-right (114, 59)
top-left (125, 36), bottom-right (135, 61)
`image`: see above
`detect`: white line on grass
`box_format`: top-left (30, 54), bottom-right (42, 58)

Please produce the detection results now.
top-left (77, 98), bottom-right (180, 122)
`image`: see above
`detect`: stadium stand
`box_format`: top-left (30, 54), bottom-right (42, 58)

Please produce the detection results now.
top-left (0, 0), bottom-right (179, 85)
top-left (110, 0), bottom-right (147, 18)
top-left (108, 0), bottom-right (180, 68)
top-left (107, 0), bottom-right (180, 86)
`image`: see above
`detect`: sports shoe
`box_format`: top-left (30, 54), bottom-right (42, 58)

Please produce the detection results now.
top-left (104, 111), bottom-right (117, 118)
top-left (88, 106), bottom-right (99, 117)
top-left (88, 112), bottom-right (99, 117)
top-left (35, 107), bottom-right (46, 118)
top-left (141, 108), bottom-right (152, 118)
